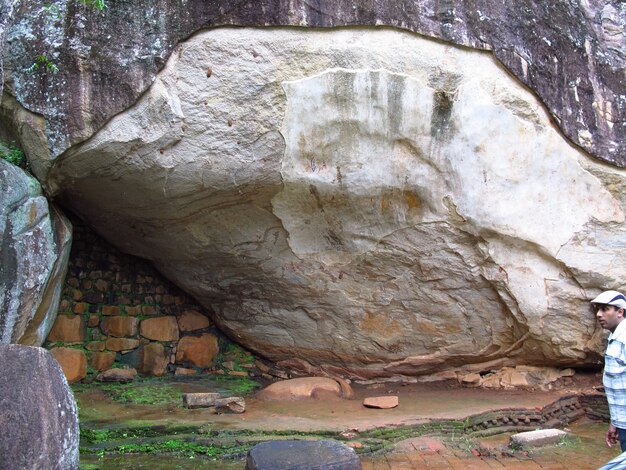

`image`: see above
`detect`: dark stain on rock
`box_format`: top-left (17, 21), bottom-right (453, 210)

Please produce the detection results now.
top-left (431, 91), bottom-right (455, 140)
top-left (387, 73), bottom-right (405, 136)
top-left (308, 184), bottom-right (325, 212)
top-left (324, 230), bottom-right (344, 248)
top-left (0, 216), bottom-right (18, 341)
top-left (336, 166), bottom-right (343, 186)
top-left (436, 0), bottom-right (456, 41)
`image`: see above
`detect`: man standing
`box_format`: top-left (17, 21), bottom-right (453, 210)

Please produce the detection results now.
top-left (594, 290), bottom-right (626, 450)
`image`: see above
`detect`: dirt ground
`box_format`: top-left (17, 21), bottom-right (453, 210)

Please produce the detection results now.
top-left (77, 370), bottom-right (619, 469)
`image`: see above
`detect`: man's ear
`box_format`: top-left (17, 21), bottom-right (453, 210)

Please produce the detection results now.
top-left (619, 308), bottom-right (625, 319)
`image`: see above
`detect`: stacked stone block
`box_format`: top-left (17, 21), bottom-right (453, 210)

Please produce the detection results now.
top-left (45, 216), bottom-right (231, 382)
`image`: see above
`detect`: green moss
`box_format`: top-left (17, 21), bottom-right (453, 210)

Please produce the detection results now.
top-left (114, 440), bottom-right (219, 457)
top-left (72, 378), bottom-right (183, 406)
top-left (557, 434), bottom-right (582, 448)
top-left (215, 340), bottom-right (255, 373)
top-left (116, 385), bottom-right (181, 405)
top-left (210, 374), bottom-right (261, 396)
top-left (0, 141), bottom-right (28, 169)
top-left (81, 428), bottom-right (115, 444)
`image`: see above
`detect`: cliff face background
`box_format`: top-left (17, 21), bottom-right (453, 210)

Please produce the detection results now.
top-left (1, 1), bottom-right (625, 379)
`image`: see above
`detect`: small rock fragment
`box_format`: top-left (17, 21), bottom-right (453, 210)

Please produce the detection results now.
top-left (174, 367), bottom-right (197, 376)
top-left (215, 397), bottom-right (245, 414)
top-left (96, 367), bottom-right (137, 383)
top-left (363, 396), bottom-right (399, 409)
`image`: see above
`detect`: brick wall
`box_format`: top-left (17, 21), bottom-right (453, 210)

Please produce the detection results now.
top-left (45, 214), bottom-right (257, 383)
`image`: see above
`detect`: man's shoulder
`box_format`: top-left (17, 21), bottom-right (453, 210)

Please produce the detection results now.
top-left (612, 320), bottom-right (626, 341)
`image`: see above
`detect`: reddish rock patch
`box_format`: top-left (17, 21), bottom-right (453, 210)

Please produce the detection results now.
top-left (100, 316), bottom-right (139, 337)
top-left (50, 347), bottom-right (87, 383)
top-left (139, 343), bottom-right (168, 376)
top-left (47, 315), bottom-right (85, 344)
top-left (363, 396), bottom-right (399, 409)
top-left (89, 351), bottom-right (116, 372)
top-left (140, 316), bottom-right (179, 341)
top-left (175, 333), bottom-right (218, 368)
top-left (105, 337), bottom-right (140, 352)
top-left (177, 310), bottom-right (210, 332)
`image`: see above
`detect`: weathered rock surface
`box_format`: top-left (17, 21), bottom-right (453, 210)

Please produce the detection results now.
top-left (0, 160), bottom-right (72, 346)
top-left (0, 344), bottom-right (79, 470)
top-left (1, 1), bottom-right (624, 167)
top-left (28, 27), bottom-right (625, 379)
top-left (257, 377), bottom-right (352, 401)
top-left (460, 366), bottom-right (576, 390)
top-left (246, 439), bottom-right (361, 470)
top-left (0, 0), bottom-right (19, 100)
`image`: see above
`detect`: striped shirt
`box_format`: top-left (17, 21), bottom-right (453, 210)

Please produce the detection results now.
top-left (604, 319), bottom-right (626, 429)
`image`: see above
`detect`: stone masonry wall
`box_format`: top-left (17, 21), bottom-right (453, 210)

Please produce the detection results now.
top-left (44, 214), bottom-right (257, 383)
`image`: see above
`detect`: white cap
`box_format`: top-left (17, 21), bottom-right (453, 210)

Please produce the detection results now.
top-left (591, 290), bottom-right (626, 309)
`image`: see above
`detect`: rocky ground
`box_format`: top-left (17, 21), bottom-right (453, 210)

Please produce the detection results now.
top-left (74, 370), bottom-right (618, 469)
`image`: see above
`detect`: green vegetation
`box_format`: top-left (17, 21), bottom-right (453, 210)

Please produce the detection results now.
top-left (31, 0), bottom-right (107, 76)
top-left (81, 428), bottom-right (115, 444)
top-left (215, 340), bottom-right (255, 372)
top-left (112, 383), bottom-right (181, 406)
top-left (73, 374), bottom-right (261, 409)
top-left (557, 433), bottom-right (581, 448)
top-left (81, 425), bottom-right (201, 445)
top-left (26, 54), bottom-right (59, 74)
top-left (211, 374), bottom-right (261, 396)
top-left (114, 440), bottom-right (219, 457)
top-left (79, 427), bottom-right (335, 461)
top-left (82, 0), bottom-right (106, 10)
top-left (73, 379), bottom-right (183, 407)
top-left (0, 142), bottom-right (28, 170)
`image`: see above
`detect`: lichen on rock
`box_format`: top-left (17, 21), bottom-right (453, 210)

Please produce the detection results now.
top-left (0, 159), bottom-right (72, 346)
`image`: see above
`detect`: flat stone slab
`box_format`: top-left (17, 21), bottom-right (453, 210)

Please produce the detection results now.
top-left (246, 439), bottom-right (361, 470)
top-left (183, 392), bottom-right (221, 409)
top-left (510, 429), bottom-right (567, 447)
top-left (363, 396), bottom-right (399, 409)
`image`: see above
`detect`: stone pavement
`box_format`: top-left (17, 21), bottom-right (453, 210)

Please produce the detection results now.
top-left (360, 419), bottom-right (619, 469)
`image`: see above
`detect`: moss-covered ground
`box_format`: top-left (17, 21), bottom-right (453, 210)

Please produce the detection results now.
top-left (74, 376), bottom-right (617, 469)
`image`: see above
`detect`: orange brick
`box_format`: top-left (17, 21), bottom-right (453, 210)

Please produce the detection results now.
top-left (73, 302), bottom-right (88, 314)
top-left (102, 305), bottom-right (121, 316)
